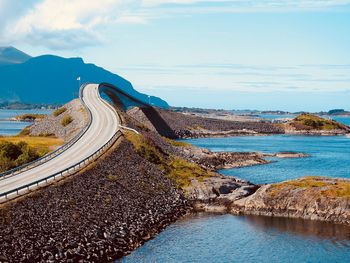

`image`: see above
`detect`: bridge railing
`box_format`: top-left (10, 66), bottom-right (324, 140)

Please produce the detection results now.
top-left (0, 83), bottom-right (122, 202)
top-left (0, 84), bottom-right (93, 180)
top-left (0, 131), bottom-right (122, 202)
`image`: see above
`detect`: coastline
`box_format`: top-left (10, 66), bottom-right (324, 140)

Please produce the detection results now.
top-left (1, 106), bottom-right (349, 261)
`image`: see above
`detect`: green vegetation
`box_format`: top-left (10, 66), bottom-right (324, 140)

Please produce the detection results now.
top-left (125, 131), bottom-right (213, 189)
top-left (0, 141), bottom-right (40, 172)
top-left (124, 132), bottom-right (163, 164)
top-left (291, 114), bottom-right (346, 130)
top-left (165, 157), bottom-right (213, 188)
top-left (0, 136), bottom-right (63, 156)
top-left (15, 113), bottom-right (46, 122)
top-left (61, 115), bottom-right (73, 127)
top-left (164, 137), bottom-right (190, 147)
top-left (269, 176), bottom-right (350, 199)
top-left (53, 107), bottom-right (67, 117)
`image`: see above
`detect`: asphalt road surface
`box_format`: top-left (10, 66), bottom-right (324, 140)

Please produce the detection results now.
top-left (0, 84), bottom-right (120, 196)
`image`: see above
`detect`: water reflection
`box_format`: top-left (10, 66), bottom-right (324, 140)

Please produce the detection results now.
top-left (243, 215), bottom-right (350, 244)
top-left (122, 213), bottom-right (350, 263)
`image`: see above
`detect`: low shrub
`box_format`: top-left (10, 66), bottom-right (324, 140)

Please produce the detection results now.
top-left (164, 137), bottom-right (190, 147)
top-left (0, 141), bottom-right (40, 172)
top-left (15, 114), bottom-right (46, 122)
top-left (61, 115), bottom-right (73, 127)
top-left (53, 107), bottom-right (67, 117)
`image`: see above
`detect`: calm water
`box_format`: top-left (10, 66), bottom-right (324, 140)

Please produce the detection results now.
top-left (0, 109), bottom-right (52, 136)
top-left (123, 213), bottom-right (350, 263)
top-left (185, 135), bottom-right (350, 184)
top-left (123, 131), bottom-right (350, 262)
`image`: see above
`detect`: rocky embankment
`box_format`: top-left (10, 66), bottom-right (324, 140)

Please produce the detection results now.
top-left (0, 135), bottom-right (187, 262)
top-left (28, 99), bottom-right (88, 141)
top-left (128, 107), bottom-right (284, 138)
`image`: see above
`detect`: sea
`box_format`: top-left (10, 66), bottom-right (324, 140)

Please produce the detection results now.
top-left (0, 109), bottom-right (52, 136)
top-left (123, 115), bottom-right (350, 263)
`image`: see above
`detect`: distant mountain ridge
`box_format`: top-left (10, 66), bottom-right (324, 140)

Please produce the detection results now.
top-left (0, 48), bottom-right (168, 108)
top-left (0, 46), bottom-right (31, 65)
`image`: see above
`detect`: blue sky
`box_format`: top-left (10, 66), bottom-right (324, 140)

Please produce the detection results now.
top-left (1, 0), bottom-right (350, 111)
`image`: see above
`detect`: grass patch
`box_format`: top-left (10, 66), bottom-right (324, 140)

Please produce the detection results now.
top-left (61, 115), bottom-right (73, 127)
top-left (15, 114), bottom-right (46, 122)
top-left (125, 131), bottom-right (213, 189)
top-left (164, 137), bottom-right (190, 147)
top-left (291, 114), bottom-right (346, 131)
top-left (0, 136), bottom-right (63, 156)
top-left (165, 157), bottom-right (214, 188)
top-left (269, 176), bottom-right (350, 199)
top-left (124, 132), bottom-right (163, 164)
top-left (53, 107), bottom-right (67, 117)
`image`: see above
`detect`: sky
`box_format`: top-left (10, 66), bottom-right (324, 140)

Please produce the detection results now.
top-left (0, 0), bottom-right (350, 111)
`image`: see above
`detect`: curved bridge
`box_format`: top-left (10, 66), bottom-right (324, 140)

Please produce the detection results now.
top-left (0, 83), bottom-right (129, 202)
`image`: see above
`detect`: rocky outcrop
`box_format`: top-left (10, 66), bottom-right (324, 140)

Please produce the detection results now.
top-left (231, 177), bottom-right (350, 225)
top-left (185, 175), bottom-right (259, 213)
top-left (178, 144), bottom-right (308, 170)
top-left (279, 114), bottom-right (350, 136)
top-left (28, 99), bottom-right (88, 141)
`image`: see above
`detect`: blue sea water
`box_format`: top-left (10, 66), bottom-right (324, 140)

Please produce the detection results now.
top-left (0, 109), bottom-right (52, 136)
top-left (123, 213), bottom-right (350, 263)
top-left (184, 135), bottom-right (350, 184)
top-left (123, 120), bottom-right (350, 262)
top-left (332, 116), bottom-right (350, 126)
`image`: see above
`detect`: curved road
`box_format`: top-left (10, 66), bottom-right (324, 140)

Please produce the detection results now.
top-left (0, 84), bottom-right (120, 196)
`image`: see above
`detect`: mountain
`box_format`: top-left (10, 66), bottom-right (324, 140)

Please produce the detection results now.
top-left (0, 46), bottom-right (31, 65)
top-left (0, 51), bottom-right (168, 108)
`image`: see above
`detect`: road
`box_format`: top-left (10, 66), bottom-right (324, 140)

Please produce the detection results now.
top-left (0, 84), bottom-right (120, 196)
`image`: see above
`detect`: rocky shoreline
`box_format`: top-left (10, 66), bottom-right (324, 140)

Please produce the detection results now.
top-left (231, 177), bottom-right (350, 225)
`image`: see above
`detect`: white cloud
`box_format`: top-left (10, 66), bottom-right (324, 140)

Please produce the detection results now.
top-left (1, 0), bottom-right (141, 49)
top-left (1, 0), bottom-right (350, 49)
